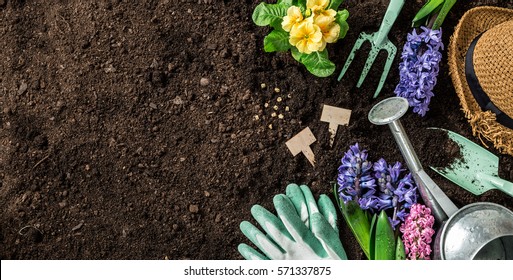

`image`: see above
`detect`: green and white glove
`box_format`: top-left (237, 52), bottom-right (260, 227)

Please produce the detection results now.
top-left (238, 184), bottom-right (348, 260)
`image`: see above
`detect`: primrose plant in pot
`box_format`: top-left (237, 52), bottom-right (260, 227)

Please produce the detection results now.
top-left (252, 0), bottom-right (349, 77)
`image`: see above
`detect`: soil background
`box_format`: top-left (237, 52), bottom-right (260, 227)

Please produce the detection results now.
top-left (1, 0), bottom-right (513, 260)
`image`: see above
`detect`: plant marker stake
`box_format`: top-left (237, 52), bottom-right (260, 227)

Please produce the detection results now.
top-left (320, 105), bottom-right (351, 147)
top-left (286, 127), bottom-right (316, 167)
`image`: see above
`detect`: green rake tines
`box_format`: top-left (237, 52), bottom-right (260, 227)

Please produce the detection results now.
top-left (338, 0), bottom-right (405, 98)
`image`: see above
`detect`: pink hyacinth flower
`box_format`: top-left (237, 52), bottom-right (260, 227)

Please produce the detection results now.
top-left (399, 203), bottom-right (435, 260)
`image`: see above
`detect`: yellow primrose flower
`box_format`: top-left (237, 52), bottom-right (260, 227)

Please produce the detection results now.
top-left (289, 20), bottom-right (323, 54)
top-left (314, 14), bottom-right (340, 43)
top-left (319, 8), bottom-right (337, 18)
top-left (282, 6), bottom-right (304, 32)
top-left (307, 0), bottom-right (329, 14)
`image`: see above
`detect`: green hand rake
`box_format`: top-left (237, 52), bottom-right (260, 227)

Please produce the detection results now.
top-left (338, 0), bottom-right (405, 98)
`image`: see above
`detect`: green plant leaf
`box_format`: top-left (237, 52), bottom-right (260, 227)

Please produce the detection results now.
top-left (277, 0), bottom-right (294, 6)
top-left (328, 0), bottom-right (345, 11)
top-left (290, 46), bottom-right (303, 62)
top-left (412, 0), bottom-right (444, 27)
top-left (336, 9), bottom-right (349, 22)
top-left (395, 236), bottom-right (406, 260)
top-left (335, 10), bottom-right (349, 39)
top-left (432, 0), bottom-right (457, 30)
top-left (252, 3), bottom-right (288, 29)
top-left (338, 20), bottom-right (349, 40)
top-left (333, 184), bottom-right (371, 259)
top-left (296, 0), bottom-right (307, 10)
top-left (264, 29), bottom-right (291, 52)
top-left (301, 49), bottom-right (335, 77)
top-left (369, 213), bottom-right (377, 260)
top-left (374, 210), bottom-right (396, 260)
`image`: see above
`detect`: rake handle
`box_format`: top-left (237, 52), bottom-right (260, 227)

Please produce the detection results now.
top-left (375, 0), bottom-right (405, 47)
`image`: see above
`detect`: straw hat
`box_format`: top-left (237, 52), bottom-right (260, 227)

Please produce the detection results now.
top-left (448, 6), bottom-right (513, 156)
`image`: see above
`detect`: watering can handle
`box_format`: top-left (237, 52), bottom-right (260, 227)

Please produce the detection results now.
top-left (375, 0), bottom-right (405, 46)
top-left (476, 173), bottom-right (513, 198)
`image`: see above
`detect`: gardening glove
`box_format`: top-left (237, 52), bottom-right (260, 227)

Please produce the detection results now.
top-left (238, 184), bottom-right (347, 260)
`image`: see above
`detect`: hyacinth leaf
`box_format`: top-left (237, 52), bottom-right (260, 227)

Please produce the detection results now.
top-left (301, 49), bottom-right (336, 77)
top-left (432, 0), bottom-right (457, 30)
top-left (412, 0), bottom-right (444, 27)
top-left (335, 10), bottom-right (350, 39)
top-left (395, 236), bottom-right (406, 260)
top-left (369, 213), bottom-right (377, 260)
top-left (252, 3), bottom-right (288, 29)
top-left (333, 184), bottom-right (371, 259)
top-left (341, 201), bottom-right (372, 259)
top-left (328, 0), bottom-right (345, 10)
top-left (374, 210), bottom-right (396, 260)
top-left (264, 30), bottom-right (291, 52)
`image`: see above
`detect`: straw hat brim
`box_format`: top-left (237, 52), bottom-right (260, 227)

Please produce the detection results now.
top-left (448, 6), bottom-right (513, 156)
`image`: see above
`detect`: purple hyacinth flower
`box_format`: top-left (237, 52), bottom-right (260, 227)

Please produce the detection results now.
top-left (337, 143), bottom-right (378, 209)
top-left (373, 158), bottom-right (418, 229)
top-left (395, 27), bottom-right (444, 117)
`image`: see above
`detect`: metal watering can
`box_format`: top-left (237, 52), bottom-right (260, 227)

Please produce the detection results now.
top-left (368, 97), bottom-right (513, 260)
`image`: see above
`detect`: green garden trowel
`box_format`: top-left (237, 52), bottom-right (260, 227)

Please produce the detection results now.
top-left (429, 128), bottom-right (513, 198)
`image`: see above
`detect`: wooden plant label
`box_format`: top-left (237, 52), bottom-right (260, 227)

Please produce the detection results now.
top-left (286, 127), bottom-right (316, 167)
top-left (320, 105), bottom-right (351, 147)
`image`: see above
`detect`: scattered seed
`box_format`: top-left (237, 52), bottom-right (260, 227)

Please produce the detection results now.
top-left (264, 102), bottom-right (269, 108)
top-left (287, 93), bottom-right (292, 98)
top-left (18, 82), bottom-right (28, 95)
top-left (271, 112), bottom-right (277, 118)
top-left (278, 114), bottom-right (284, 119)
top-left (72, 221), bottom-right (84, 232)
top-left (189, 204), bottom-right (199, 213)
top-left (274, 87), bottom-right (280, 93)
top-left (260, 83), bottom-right (266, 89)
top-left (200, 77), bottom-right (209, 86)
top-left (273, 105), bottom-right (278, 111)
top-left (215, 213), bottom-right (222, 223)
top-left (253, 115), bottom-right (260, 120)
top-left (268, 124), bottom-right (273, 129)
top-left (285, 106), bottom-right (290, 112)
top-left (277, 97), bottom-right (282, 102)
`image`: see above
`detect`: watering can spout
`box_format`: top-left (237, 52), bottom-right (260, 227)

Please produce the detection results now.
top-left (413, 171), bottom-right (456, 225)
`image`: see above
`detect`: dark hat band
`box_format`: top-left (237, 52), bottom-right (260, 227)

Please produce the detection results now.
top-left (465, 33), bottom-right (513, 130)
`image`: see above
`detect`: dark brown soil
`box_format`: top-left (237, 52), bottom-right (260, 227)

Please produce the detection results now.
top-left (1, 0), bottom-right (512, 260)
